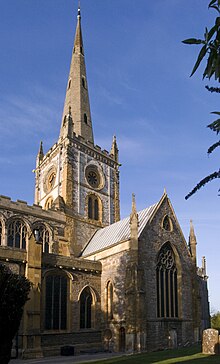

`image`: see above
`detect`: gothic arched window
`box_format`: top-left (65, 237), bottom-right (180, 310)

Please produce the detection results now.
top-left (106, 281), bottom-right (113, 321)
top-left (80, 286), bottom-right (92, 329)
top-left (7, 220), bottom-right (27, 249)
top-left (34, 224), bottom-right (50, 253)
top-left (156, 243), bottom-right (178, 318)
top-left (45, 274), bottom-right (67, 330)
top-left (88, 195), bottom-right (100, 221)
top-left (45, 197), bottom-right (53, 210)
top-left (162, 215), bottom-right (172, 232)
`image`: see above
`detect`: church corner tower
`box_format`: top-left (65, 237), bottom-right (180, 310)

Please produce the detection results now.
top-left (34, 5), bottom-right (120, 255)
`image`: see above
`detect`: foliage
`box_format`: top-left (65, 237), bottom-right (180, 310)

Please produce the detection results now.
top-left (0, 264), bottom-right (31, 364)
top-left (211, 311), bottom-right (220, 330)
top-left (183, 0), bottom-right (220, 199)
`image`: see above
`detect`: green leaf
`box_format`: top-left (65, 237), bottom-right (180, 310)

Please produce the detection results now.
top-left (190, 44), bottom-right (207, 77)
top-left (208, 24), bottom-right (217, 41)
top-left (182, 38), bottom-right (204, 45)
top-left (209, 0), bottom-right (217, 7)
top-left (211, 111), bottom-right (220, 115)
top-left (207, 118), bottom-right (220, 134)
top-left (207, 140), bottom-right (220, 154)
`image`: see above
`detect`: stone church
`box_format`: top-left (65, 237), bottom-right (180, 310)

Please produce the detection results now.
top-left (0, 6), bottom-right (210, 359)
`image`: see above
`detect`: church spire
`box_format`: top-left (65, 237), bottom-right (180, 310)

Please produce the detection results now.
top-left (188, 219), bottom-right (197, 266)
top-left (60, 5), bottom-right (94, 143)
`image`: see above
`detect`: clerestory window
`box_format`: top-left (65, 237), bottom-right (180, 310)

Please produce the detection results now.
top-left (7, 220), bottom-right (27, 249)
top-left (34, 224), bottom-right (50, 253)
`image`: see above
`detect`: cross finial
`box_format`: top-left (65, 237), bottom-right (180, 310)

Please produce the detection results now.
top-left (78, 0), bottom-right (81, 17)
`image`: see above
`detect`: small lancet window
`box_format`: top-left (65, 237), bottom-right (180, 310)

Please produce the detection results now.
top-left (163, 215), bottom-right (172, 232)
top-left (84, 113), bottom-right (88, 124)
top-left (87, 195), bottom-right (100, 221)
top-left (68, 79), bottom-right (71, 89)
top-left (82, 77), bottom-right (86, 88)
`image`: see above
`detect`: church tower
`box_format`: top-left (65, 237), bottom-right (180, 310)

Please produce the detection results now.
top-left (34, 6), bottom-right (120, 255)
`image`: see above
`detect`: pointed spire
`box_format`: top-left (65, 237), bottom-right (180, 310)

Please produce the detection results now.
top-left (60, 6), bottom-right (94, 143)
top-left (110, 135), bottom-right (119, 162)
top-left (130, 194), bottom-right (139, 248)
top-left (36, 141), bottom-right (44, 167)
top-left (202, 256), bottom-right (207, 277)
top-left (188, 219), bottom-right (197, 265)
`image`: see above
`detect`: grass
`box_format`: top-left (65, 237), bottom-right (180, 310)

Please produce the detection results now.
top-left (81, 345), bottom-right (220, 364)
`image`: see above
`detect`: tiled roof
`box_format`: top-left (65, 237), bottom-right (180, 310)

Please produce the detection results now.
top-left (81, 203), bottom-right (157, 257)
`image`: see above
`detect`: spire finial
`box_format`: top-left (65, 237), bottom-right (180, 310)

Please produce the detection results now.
top-left (132, 193), bottom-right (136, 213)
top-left (78, 0), bottom-right (81, 17)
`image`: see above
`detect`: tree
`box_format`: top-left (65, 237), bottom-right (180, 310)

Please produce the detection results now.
top-left (211, 311), bottom-right (220, 330)
top-left (182, 0), bottom-right (220, 199)
top-left (0, 264), bottom-right (31, 364)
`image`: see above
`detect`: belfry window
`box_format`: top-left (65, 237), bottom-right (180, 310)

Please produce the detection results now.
top-left (88, 195), bottom-right (99, 221)
top-left (84, 113), bottom-right (88, 124)
top-left (156, 243), bottom-right (178, 318)
top-left (7, 220), bottom-right (27, 249)
top-left (45, 197), bottom-right (53, 210)
top-left (80, 286), bottom-right (92, 329)
top-left (45, 274), bottom-right (67, 330)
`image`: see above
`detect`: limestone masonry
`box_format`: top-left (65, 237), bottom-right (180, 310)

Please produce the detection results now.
top-left (0, 6), bottom-right (210, 359)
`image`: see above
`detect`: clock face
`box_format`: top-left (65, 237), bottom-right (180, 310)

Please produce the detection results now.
top-left (43, 166), bottom-right (57, 194)
top-left (85, 164), bottom-right (104, 190)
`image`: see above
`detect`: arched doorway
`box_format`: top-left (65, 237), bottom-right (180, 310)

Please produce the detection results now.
top-left (80, 286), bottom-right (92, 329)
top-left (119, 327), bottom-right (126, 352)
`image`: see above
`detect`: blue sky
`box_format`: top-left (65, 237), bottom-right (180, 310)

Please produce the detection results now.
top-left (0, 1), bottom-right (219, 312)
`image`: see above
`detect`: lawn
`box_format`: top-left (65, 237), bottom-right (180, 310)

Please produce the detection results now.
top-left (81, 346), bottom-right (220, 364)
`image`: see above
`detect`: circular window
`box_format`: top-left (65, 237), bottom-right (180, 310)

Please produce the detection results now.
top-left (85, 164), bottom-right (104, 190)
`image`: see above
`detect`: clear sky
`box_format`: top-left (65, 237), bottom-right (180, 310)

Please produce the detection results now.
top-left (0, 1), bottom-right (219, 312)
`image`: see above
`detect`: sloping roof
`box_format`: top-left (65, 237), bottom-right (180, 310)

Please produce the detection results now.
top-left (81, 203), bottom-right (157, 257)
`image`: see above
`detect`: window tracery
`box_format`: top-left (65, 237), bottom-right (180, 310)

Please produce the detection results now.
top-left (156, 243), bottom-right (178, 318)
top-left (34, 224), bottom-right (51, 253)
top-left (45, 273), bottom-right (67, 330)
top-left (7, 219), bottom-right (27, 249)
